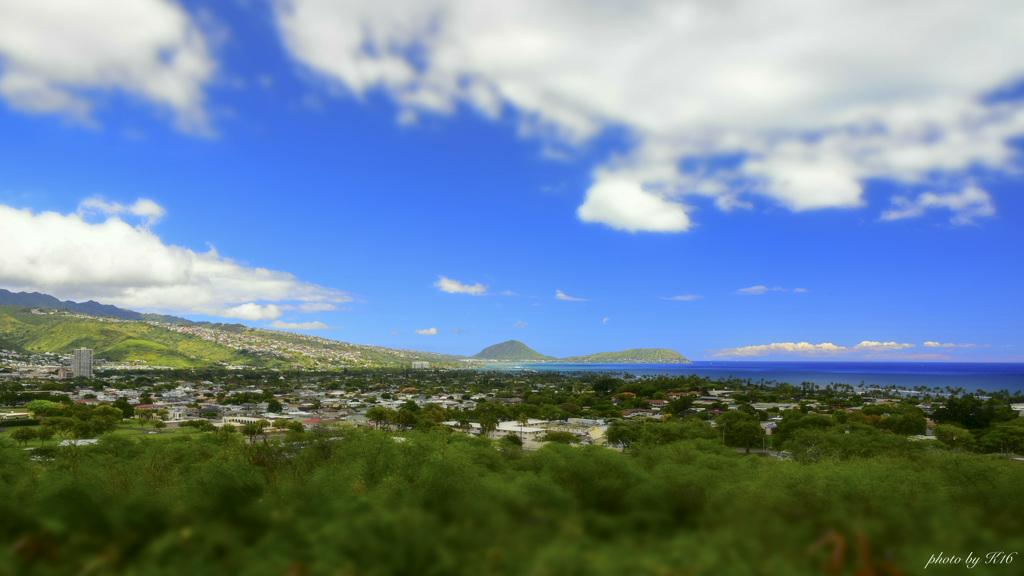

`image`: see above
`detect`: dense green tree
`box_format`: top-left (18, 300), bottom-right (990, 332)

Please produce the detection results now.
top-left (111, 398), bottom-right (134, 419)
top-left (933, 396), bottom-right (1017, 429)
top-left (365, 406), bottom-right (389, 429)
top-left (606, 420), bottom-right (643, 448)
top-left (10, 426), bottom-right (36, 447)
top-left (716, 410), bottom-right (764, 452)
top-left (932, 423), bottom-right (975, 451)
top-left (34, 426), bottom-right (54, 446)
top-left (25, 399), bottom-right (55, 415)
top-left (977, 420), bottom-right (1024, 455)
top-left (774, 412), bottom-right (832, 444)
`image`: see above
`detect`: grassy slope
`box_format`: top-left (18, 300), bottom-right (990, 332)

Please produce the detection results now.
top-left (0, 306), bottom-right (462, 368)
top-left (0, 306), bottom-right (284, 368)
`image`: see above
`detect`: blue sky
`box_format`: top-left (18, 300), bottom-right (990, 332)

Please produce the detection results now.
top-left (0, 0), bottom-right (1022, 361)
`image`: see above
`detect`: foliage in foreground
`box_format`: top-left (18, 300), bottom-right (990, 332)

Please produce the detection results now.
top-left (1, 429), bottom-right (1022, 576)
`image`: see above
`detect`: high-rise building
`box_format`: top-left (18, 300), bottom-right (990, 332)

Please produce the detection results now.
top-left (72, 348), bottom-right (93, 379)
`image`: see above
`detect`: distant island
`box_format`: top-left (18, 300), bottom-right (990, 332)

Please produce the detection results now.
top-left (472, 340), bottom-right (691, 364)
top-left (561, 348), bottom-right (691, 364)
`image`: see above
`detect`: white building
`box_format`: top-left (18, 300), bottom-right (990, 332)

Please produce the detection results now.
top-left (72, 348), bottom-right (93, 379)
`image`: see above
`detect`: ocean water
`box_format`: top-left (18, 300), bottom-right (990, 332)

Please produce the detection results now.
top-left (491, 361), bottom-right (1024, 394)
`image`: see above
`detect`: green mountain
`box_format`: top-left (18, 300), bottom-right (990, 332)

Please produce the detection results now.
top-left (472, 340), bottom-right (555, 361)
top-left (0, 305), bottom-right (462, 369)
top-left (561, 348), bottom-right (691, 364)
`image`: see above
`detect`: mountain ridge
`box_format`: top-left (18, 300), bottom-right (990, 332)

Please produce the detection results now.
top-left (0, 289), bottom-right (197, 325)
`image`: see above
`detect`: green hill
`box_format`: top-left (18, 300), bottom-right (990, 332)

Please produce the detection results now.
top-left (0, 305), bottom-right (462, 369)
top-left (561, 348), bottom-right (691, 363)
top-left (472, 340), bottom-right (555, 361)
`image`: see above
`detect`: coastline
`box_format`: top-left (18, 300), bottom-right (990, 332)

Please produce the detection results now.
top-left (482, 360), bottom-right (1024, 394)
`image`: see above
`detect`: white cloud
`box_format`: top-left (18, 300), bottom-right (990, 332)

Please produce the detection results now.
top-left (661, 295), bottom-right (702, 301)
top-left (79, 197), bottom-right (166, 227)
top-left (736, 285), bottom-right (805, 295)
top-left (270, 320), bottom-right (333, 330)
top-left (576, 176), bottom-right (690, 232)
top-left (500, 290), bottom-right (518, 296)
top-left (715, 340), bottom-right (915, 357)
top-left (867, 353), bottom-right (954, 361)
top-left (923, 341), bottom-right (983, 348)
top-left (513, 320), bottom-right (527, 329)
top-left (292, 302), bottom-right (340, 313)
top-left (881, 185), bottom-right (996, 225)
top-left (602, 317), bottom-right (609, 325)
top-left (434, 275), bottom-right (487, 295)
top-left (851, 341), bottom-right (916, 352)
top-left (273, 0), bottom-right (1024, 232)
top-left (715, 342), bottom-right (845, 357)
top-left (0, 201), bottom-right (351, 318)
top-left (390, 330), bottom-right (402, 335)
top-left (452, 327), bottom-right (468, 334)
top-left (415, 327), bottom-right (438, 336)
top-left (223, 303), bottom-right (283, 321)
top-left (555, 289), bottom-right (587, 302)
top-left (0, 0), bottom-right (216, 133)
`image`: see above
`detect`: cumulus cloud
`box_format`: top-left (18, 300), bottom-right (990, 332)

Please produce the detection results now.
top-left (270, 320), bottom-right (333, 330)
top-left (715, 340), bottom-right (916, 357)
top-left (273, 0), bottom-right (1024, 232)
top-left (434, 275), bottom-right (487, 295)
top-left (661, 295), bottom-right (702, 301)
top-left (223, 303), bottom-right (284, 321)
top-left (715, 342), bottom-right (846, 357)
top-left (415, 327), bottom-right (438, 336)
top-left (0, 0), bottom-right (216, 133)
top-left (576, 176), bottom-right (691, 232)
top-left (881, 185), bottom-right (996, 225)
top-left (0, 201), bottom-right (351, 318)
top-left (851, 341), bottom-right (916, 352)
top-left (555, 290), bottom-right (587, 302)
